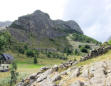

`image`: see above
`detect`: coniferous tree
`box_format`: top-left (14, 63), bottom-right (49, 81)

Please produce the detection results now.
top-left (10, 62), bottom-right (18, 86)
top-left (34, 55), bottom-right (37, 64)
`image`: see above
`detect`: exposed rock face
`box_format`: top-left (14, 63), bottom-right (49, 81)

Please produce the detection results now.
top-left (17, 60), bottom-right (111, 86)
top-left (80, 45), bottom-right (111, 61)
top-left (9, 10), bottom-right (83, 42)
top-left (16, 46), bottom-right (111, 86)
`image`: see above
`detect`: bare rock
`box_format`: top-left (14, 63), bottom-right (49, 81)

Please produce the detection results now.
top-left (70, 68), bottom-right (80, 78)
top-left (70, 80), bottom-right (84, 86)
top-left (51, 74), bottom-right (61, 82)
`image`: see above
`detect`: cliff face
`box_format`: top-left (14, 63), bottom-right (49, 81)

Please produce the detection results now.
top-left (9, 10), bottom-right (83, 41)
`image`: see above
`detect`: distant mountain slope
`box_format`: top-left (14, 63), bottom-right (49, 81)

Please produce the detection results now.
top-left (8, 10), bottom-right (99, 51)
top-left (0, 21), bottom-right (12, 27)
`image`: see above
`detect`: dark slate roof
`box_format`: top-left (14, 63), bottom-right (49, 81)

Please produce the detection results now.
top-left (2, 54), bottom-right (14, 61)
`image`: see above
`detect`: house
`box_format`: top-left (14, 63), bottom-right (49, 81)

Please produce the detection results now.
top-left (0, 64), bottom-right (9, 72)
top-left (0, 53), bottom-right (14, 64)
top-left (0, 54), bottom-right (14, 72)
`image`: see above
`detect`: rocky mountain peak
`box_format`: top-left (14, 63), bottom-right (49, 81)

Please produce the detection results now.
top-left (32, 10), bottom-right (50, 18)
top-left (10, 10), bottom-right (83, 35)
top-left (9, 10), bottom-right (85, 47)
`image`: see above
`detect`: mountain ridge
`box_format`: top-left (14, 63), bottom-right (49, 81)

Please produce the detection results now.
top-left (8, 10), bottom-right (99, 51)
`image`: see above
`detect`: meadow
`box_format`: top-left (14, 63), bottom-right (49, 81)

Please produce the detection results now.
top-left (0, 51), bottom-right (67, 86)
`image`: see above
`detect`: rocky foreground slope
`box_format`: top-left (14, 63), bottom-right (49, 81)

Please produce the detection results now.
top-left (17, 60), bottom-right (111, 86)
top-left (17, 46), bottom-right (111, 86)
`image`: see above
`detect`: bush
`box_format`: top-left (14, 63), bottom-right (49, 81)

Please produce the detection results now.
top-left (64, 47), bottom-right (73, 55)
top-left (26, 49), bottom-right (35, 57)
top-left (80, 47), bottom-right (88, 53)
top-left (108, 40), bottom-right (111, 45)
top-left (0, 31), bottom-right (11, 51)
top-left (18, 48), bottom-right (25, 54)
top-left (79, 45), bottom-right (82, 48)
top-left (85, 45), bottom-right (91, 49)
top-left (46, 52), bottom-right (67, 60)
top-left (72, 33), bottom-right (100, 44)
top-left (74, 49), bottom-right (80, 55)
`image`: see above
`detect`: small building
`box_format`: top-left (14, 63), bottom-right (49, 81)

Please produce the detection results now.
top-left (0, 54), bottom-right (14, 72)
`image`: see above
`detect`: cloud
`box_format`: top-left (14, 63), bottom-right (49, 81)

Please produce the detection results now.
top-left (0, 0), bottom-right (67, 21)
top-left (63, 0), bottom-right (111, 42)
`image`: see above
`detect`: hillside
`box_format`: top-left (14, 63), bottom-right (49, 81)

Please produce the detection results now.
top-left (0, 10), bottom-right (101, 86)
top-left (17, 45), bottom-right (111, 86)
top-left (6, 10), bottom-right (100, 54)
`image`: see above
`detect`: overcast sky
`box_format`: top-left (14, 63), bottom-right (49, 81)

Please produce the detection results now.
top-left (0, 0), bottom-right (111, 42)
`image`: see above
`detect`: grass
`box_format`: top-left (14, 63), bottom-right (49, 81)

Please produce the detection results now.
top-left (0, 72), bottom-right (29, 86)
top-left (0, 50), bottom-right (66, 86)
top-left (62, 77), bottom-right (87, 86)
top-left (1, 49), bottom-right (111, 86)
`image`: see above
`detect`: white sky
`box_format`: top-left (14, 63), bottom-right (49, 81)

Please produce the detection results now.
top-left (0, 0), bottom-right (111, 42)
top-left (0, 0), bottom-right (67, 21)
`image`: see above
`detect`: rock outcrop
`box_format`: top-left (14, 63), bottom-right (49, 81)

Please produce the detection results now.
top-left (17, 60), bottom-right (111, 86)
top-left (80, 45), bottom-right (111, 61)
top-left (17, 45), bottom-right (111, 86)
top-left (9, 10), bottom-right (83, 42)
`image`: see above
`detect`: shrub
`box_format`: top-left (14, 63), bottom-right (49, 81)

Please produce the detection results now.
top-left (0, 31), bottom-right (11, 51)
top-left (80, 47), bottom-right (88, 53)
top-left (85, 45), bottom-right (91, 49)
top-left (18, 48), bottom-right (25, 54)
top-left (72, 33), bottom-right (100, 44)
top-left (64, 47), bottom-right (73, 55)
top-left (26, 49), bottom-right (35, 57)
top-left (79, 45), bottom-right (82, 48)
top-left (74, 49), bottom-right (80, 55)
top-left (108, 40), bottom-right (111, 45)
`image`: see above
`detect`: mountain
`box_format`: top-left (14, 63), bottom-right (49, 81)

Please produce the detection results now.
top-left (9, 10), bottom-right (83, 40)
top-left (0, 21), bottom-right (12, 27)
top-left (8, 10), bottom-right (99, 51)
